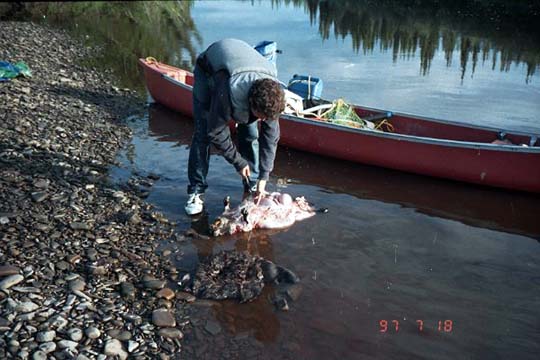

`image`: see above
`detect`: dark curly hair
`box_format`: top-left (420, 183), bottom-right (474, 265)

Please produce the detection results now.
top-left (248, 78), bottom-right (285, 120)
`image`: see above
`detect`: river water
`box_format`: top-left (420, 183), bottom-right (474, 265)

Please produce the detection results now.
top-left (13, 1), bottom-right (540, 359)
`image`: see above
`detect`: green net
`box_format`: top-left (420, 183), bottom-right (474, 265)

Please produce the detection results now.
top-left (320, 99), bottom-right (368, 128)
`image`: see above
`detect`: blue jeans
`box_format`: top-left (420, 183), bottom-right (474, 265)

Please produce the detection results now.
top-left (187, 65), bottom-right (259, 194)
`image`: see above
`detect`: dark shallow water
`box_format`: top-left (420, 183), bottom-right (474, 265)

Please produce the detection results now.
top-left (110, 104), bottom-right (540, 359)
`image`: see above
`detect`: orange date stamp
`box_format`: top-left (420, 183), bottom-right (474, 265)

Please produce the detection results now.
top-left (379, 319), bottom-right (453, 333)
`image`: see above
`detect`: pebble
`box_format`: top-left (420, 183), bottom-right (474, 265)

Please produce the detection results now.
top-left (31, 191), bottom-right (48, 202)
top-left (16, 300), bottom-right (39, 313)
top-left (127, 340), bottom-right (139, 353)
top-left (103, 339), bottom-right (127, 360)
top-left (70, 222), bottom-right (91, 231)
top-left (158, 299), bottom-right (173, 309)
top-left (176, 291), bottom-right (196, 303)
top-left (144, 279), bottom-right (166, 290)
top-left (67, 327), bottom-right (83, 341)
top-left (32, 350), bottom-right (47, 360)
top-left (152, 309), bottom-right (176, 327)
top-left (56, 261), bottom-right (70, 271)
top-left (85, 248), bottom-right (98, 261)
top-left (67, 254), bottom-right (82, 264)
top-left (48, 315), bottom-right (68, 329)
top-left (162, 249), bottom-right (172, 257)
top-left (120, 282), bottom-right (136, 298)
top-left (88, 265), bottom-right (107, 275)
top-left (58, 339), bottom-right (79, 351)
top-left (85, 326), bottom-right (101, 339)
top-left (156, 287), bottom-right (175, 300)
top-left (18, 312), bottom-right (36, 321)
top-left (0, 274), bottom-right (24, 290)
top-left (109, 329), bottom-right (131, 341)
top-left (33, 178), bottom-right (50, 189)
top-left (12, 286), bottom-right (41, 293)
top-left (69, 279), bottom-right (86, 292)
top-left (9, 339), bottom-right (20, 347)
top-left (158, 328), bottom-right (184, 339)
top-left (38, 342), bottom-right (56, 354)
top-left (35, 330), bottom-right (56, 343)
top-left (0, 265), bottom-right (20, 277)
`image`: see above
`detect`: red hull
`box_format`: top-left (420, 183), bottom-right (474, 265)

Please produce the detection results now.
top-left (139, 58), bottom-right (540, 193)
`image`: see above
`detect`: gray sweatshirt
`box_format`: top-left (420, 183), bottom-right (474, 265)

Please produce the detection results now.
top-left (206, 70), bottom-right (280, 181)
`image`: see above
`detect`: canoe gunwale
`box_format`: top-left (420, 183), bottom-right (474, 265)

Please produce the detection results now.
top-left (349, 104), bottom-right (540, 139)
top-left (280, 114), bottom-right (540, 154)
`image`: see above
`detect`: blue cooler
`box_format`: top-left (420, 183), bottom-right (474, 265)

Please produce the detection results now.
top-left (287, 74), bottom-right (323, 99)
top-left (254, 41), bottom-right (279, 66)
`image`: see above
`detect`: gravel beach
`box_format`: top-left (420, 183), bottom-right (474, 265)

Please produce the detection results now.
top-left (0, 21), bottom-right (197, 359)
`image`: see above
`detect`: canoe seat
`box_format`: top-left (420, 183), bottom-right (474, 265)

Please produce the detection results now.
top-left (300, 103), bottom-right (334, 118)
top-left (283, 89), bottom-right (304, 115)
top-left (166, 71), bottom-right (186, 83)
top-left (283, 89), bottom-right (334, 118)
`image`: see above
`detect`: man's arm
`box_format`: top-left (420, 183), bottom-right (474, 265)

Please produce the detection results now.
top-left (258, 118), bottom-right (280, 180)
top-left (207, 71), bottom-right (249, 172)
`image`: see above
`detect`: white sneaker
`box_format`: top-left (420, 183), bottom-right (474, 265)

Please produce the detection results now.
top-left (185, 193), bottom-right (204, 215)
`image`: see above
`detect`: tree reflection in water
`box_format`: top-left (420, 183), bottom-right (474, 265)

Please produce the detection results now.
top-left (272, 0), bottom-right (540, 81)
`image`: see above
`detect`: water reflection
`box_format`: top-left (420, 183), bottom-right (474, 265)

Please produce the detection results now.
top-left (0, 1), bottom-right (201, 90)
top-left (148, 103), bottom-right (540, 240)
top-left (4, 0), bottom-right (539, 89)
top-left (273, 0), bottom-right (540, 80)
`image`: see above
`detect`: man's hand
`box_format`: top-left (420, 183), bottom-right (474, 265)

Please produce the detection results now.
top-left (239, 165), bottom-right (251, 179)
top-left (255, 179), bottom-right (267, 199)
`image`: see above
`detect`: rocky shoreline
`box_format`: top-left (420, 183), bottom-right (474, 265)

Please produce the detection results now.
top-left (0, 21), bottom-right (198, 359)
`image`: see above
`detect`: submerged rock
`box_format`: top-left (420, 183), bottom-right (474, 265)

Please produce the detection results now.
top-left (191, 250), bottom-right (300, 303)
top-left (204, 320), bottom-right (222, 336)
top-left (192, 251), bottom-right (265, 303)
top-left (152, 309), bottom-right (176, 327)
top-left (158, 328), bottom-right (183, 339)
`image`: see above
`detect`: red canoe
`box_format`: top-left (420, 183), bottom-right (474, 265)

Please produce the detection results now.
top-left (138, 58), bottom-right (540, 193)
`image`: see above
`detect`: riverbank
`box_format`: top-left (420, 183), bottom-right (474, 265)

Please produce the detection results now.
top-left (0, 21), bottom-right (194, 359)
